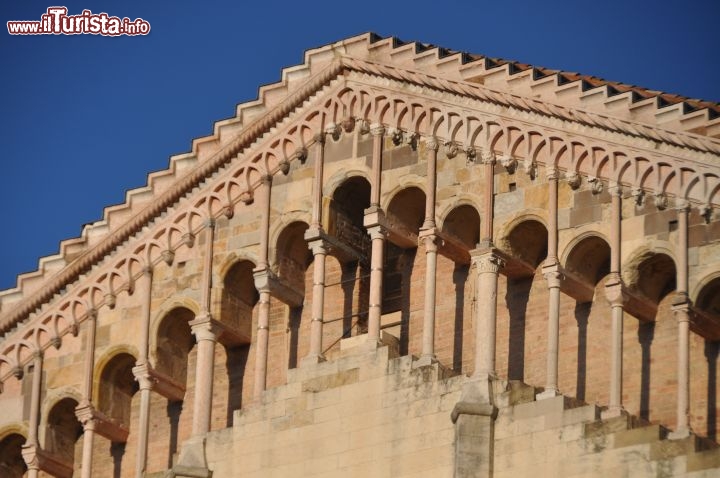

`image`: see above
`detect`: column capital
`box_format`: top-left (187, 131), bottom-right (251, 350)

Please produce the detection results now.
top-left (675, 199), bottom-right (691, 213)
top-left (480, 149), bottom-right (496, 165)
top-left (542, 263), bottom-right (563, 288)
top-left (74, 402), bottom-right (97, 429)
top-left (418, 228), bottom-right (441, 252)
top-left (369, 123), bottom-right (385, 137)
top-left (132, 363), bottom-right (156, 391)
top-left (545, 165), bottom-right (560, 181)
top-left (367, 225), bottom-right (388, 241)
top-left (189, 315), bottom-right (219, 342)
top-left (608, 181), bottom-right (623, 197)
top-left (604, 276), bottom-right (628, 307)
top-left (471, 250), bottom-right (505, 274)
top-left (260, 174), bottom-right (273, 187)
top-left (424, 136), bottom-right (439, 152)
top-left (308, 239), bottom-right (328, 256)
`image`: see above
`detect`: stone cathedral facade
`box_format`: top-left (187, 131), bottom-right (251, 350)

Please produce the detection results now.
top-left (0, 33), bottom-right (719, 477)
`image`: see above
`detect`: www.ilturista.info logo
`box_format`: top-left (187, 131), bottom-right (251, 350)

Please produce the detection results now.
top-left (7, 7), bottom-right (150, 36)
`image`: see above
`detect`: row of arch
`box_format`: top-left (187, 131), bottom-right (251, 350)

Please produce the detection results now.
top-left (1, 167), bottom-right (719, 475)
top-left (2, 75), bottom-right (719, 374)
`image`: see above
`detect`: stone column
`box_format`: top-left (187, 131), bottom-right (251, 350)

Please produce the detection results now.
top-left (366, 225), bottom-right (387, 345)
top-left (22, 351), bottom-right (43, 478)
top-left (365, 124), bottom-right (386, 346)
top-left (539, 167), bottom-right (561, 400)
top-left (418, 231), bottom-right (439, 365)
top-left (604, 183), bottom-right (627, 417)
top-left (302, 133), bottom-right (328, 365)
top-left (417, 137), bottom-right (439, 366)
top-left (133, 267), bottom-right (153, 478)
top-left (304, 240), bottom-right (328, 364)
top-left (77, 309), bottom-right (97, 478)
top-left (472, 251), bottom-right (504, 381)
top-left (670, 201), bottom-right (691, 439)
top-left (369, 124), bottom-right (384, 208)
top-left (189, 318), bottom-right (218, 436)
top-left (252, 174), bottom-right (273, 400)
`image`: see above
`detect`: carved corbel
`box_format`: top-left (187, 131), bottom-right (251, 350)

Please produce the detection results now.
top-left (631, 187), bottom-right (645, 206)
top-left (341, 117), bottom-right (356, 133)
top-left (522, 158), bottom-right (536, 178)
top-left (104, 292), bottom-right (117, 310)
top-left (465, 147), bottom-right (477, 163)
top-left (654, 192), bottom-right (668, 210)
top-left (445, 141), bottom-right (459, 159)
top-left (390, 128), bottom-right (404, 146)
top-left (325, 123), bottom-right (340, 142)
top-left (700, 204), bottom-right (713, 224)
top-left (161, 250), bottom-right (175, 266)
top-left (358, 119), bottom-right (370, 135)
top-left (480, 149), bottom-right (496, 165)
top-left (499, 154), bottom-right (517, 174)
top-left (182, 232), bottom-right (196, 248)
top-left (587, 176), bottom-right (604, 195)
top-left (565, 170), bottom-right (581, 189)
top-left (239, 190), bottom-right (254, 205)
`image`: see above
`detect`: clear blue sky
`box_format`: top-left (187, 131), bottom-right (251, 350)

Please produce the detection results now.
top-left (1, 0), bottom-right (718, 290)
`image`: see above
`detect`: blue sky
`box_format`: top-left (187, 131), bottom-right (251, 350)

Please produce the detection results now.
top-left (0, 0), bottom-right (718, 290)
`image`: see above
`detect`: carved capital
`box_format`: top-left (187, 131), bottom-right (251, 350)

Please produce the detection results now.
top-left (294, 146), bottom-right (308, 163)
top-left (472, 252), bottom-right (504, 274)
top-left (608, 181), bottom-right (623, 197)
top-left (308, 239), bottom-right (328, 256)
top-left (542, 263), bottom-right (563, 288)
top-left (132, 363), bottom-right (156, 391)
top-left (419, 228), bottom-right (441, 252)
top-left (604, 277), bottom-right (628, 307)
top-left (367, 225), bottom-right (388, 241)
top-left (480, 149), bottom-right (496, 165)
top-left (545, 165), bottom-right (559, 181)
top-left (425, 136), bottom-right (439, 152)
top-left (260, 174), bottom-right (273, 187)
top-left (369, 123), bottom-right (385, 137)
top-left (675, 199), bottom-right (691, 213)
top-left (189, 315), bottom-right (219, 343)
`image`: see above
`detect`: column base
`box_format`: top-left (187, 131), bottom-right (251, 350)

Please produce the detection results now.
top-left (600, 406), bottom-right (627, 420)
top-left (412, 355), bottom-right (437, 369)
top-left (536, 388), bottom-right (560, 401)
top-left (668, 426), bottom-right (691, 440)
top-left (172, 436), bottom-right (212, 478)
top-left (300, 354), bottom-right (326, 368)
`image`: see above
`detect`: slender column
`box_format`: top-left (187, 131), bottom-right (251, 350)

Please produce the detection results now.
top-left (370, 124), bottom-right (384, 208)
top-left (480, 150), bottom-right (496, 246)
top-left (538, 167), bottom-right (561, 400)
top-left (133, 267), bottom-right (153, 478)
top-left (366, 225), bottom-right (387, 343)
top-left (419, 233), bottom-right (439, 363)
top-left (303, 134), bottom-right (328, 364)
top-left (189, 319), bottom-right (217, 435)
top-left (78, 415), bottom-right (96, 478)
top-left (311, 134), bottom-right (325, 227)
top-left (418, 137), bottom-right (440, 364)
top-left (188, 219), bottom-right (217, 435)
top-left (77, 310), bottom-right (97, 478)
top-left (305, 240), bottom-right (327, 362)
top-left (22, 351), bottom-right (43, 478)
top-left (423, 137), bottom-right (438, 230)
top-left (671, 201), bottom-right (691, 438)
top-left (253, 175), bottom-right (273, 400)
top-left (605, 183), bottom-right (626, 417)
top-left (365, 124), bottom-right (386, 345)
top-left (472, 251), bottom-right (504, 378)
